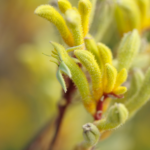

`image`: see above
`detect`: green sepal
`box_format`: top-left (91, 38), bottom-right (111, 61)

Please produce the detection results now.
top-left (56, 69), bottom-right (67, 93)
top-left (56, 61), bottom-right (71, 93)
top-left (59, 61), bottom-right (72, 78)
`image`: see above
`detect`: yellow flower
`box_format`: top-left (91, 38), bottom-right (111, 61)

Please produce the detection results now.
top-left (35, 1), bottom-right (150, 148)
top-left (35, 1), bottom-right (142, 119)
top-left (35, 0), bottom-right (92, 48)
top-left (115, 0), bottom-right (150, 35)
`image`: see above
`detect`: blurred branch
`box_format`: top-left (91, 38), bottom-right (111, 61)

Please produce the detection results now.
top-left (25, 118), bottom-right (55, 150)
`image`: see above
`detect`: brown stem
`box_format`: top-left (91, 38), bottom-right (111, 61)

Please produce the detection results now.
top-left (49, 78), bottom-right (76, 150)
top-left (94, 93), bottom-right (124, 121)
top-left (94, 95), bottom-right (108, 120)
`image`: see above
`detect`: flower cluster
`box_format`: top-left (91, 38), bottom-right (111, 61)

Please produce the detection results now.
top-left (35, 0), bottom-right (150, 149)
top-left (34, 0), bottom-right (130, 118)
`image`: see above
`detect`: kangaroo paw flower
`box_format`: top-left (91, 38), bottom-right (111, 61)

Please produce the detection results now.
top-left (117, 29), bottom-right (141, 72)
top-left (58, 0), bottom-right (72, 14)
top-left (35, 5), bottom-right (74, 46)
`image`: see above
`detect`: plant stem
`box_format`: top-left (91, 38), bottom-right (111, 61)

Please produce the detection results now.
top-left (49, 78), bottom-right (76, 150)
top-left (94, 95), bottom-right (108, 120)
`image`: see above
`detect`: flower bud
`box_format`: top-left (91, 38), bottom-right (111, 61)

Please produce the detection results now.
top-left (65, 9), bottom-right (83, 46)
top-left (84, 35), bottom-right (101, 67)
top-left (97, 43), bottom-right (112, 71)
top-left (115, 0), bottom-right (141, 34)
top-left (95, 103), bottom-right (128, 131)
top-left (107, 103), bottom-right (128, 125)
top-left (58, 0), bottom-right (72, 14)
top-left (34, 5), bottom-right (74, 46)
top-left (117, 29), bottom-right (141, 72)
top-left (113, 86), bottom-right (127, 95)
top-left (78, 0), bottom-right (92, 36)
top-left (74, 50), bottom-right (103, 101)
top-left (104, 64), bottom-right (117, 94)
top-left (114, 68), bottom-right (127, 89)
top-left (82, 123), bottom-right (100, 146)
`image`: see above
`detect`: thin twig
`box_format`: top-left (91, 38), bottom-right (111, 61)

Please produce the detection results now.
top-left (49, 79), bottom-right (76, 150)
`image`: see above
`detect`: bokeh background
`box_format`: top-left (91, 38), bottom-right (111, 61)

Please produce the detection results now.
top-left (0, 0), bottom-right (150, 150)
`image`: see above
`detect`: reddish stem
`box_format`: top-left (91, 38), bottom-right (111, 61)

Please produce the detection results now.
top-left (94, 93), bottom-right (124, 120)
top-left (94, 100), bottom-right (103, 120)
top-left (49, 79), bottom-right (76, 150)
top-left (109, 93), bottom-right (124, 99)
top-left (94, 95), bottom-right (108, 120)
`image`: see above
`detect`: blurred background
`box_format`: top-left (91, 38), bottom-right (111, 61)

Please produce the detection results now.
top-left (0, 0), bottom-right (150, 150)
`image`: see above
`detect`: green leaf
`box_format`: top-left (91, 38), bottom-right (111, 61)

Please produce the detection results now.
top-left (59, 61), bottom-right (71, 78)
top-left (56, 69), bottom-right (67, 93)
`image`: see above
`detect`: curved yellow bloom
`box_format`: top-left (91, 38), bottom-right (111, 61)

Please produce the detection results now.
top-left (84, 35), bottom-right (101, 67)
top-left (58, 0), bottom-right (72, 14)
top-left (115, 0), bottom-right (141, 35)
top-left (113, 86), bottom-right (127, 95)
top-left (114, 68), bottom-right (127, 89)
top-left (34, 5), bottom-right (74, 46)
top-left (135, 0), bottom-right (150, 31)
top-left (78, 0), bottom-right (92, 36)
top-left (97, 43), bottom-right (112, 71)
top-left (65, 9), bottom-right (84, 46)
top-left (115, 0), bottom-right (150, 35)
top-left (74, 50), bottom-right (103, 101)
top-left (104, 64), bottom-right (117, 94)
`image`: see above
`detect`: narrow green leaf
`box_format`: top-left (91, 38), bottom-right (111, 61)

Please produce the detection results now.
top-left (59, 61), bottom-right (72, 78)
top-left (56, 69), bottom-right (67, 93)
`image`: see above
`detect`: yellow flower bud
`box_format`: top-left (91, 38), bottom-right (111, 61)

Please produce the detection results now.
top-left (97, 43), bottom-right (112, 71)
top-left (65, 9), bottom-right (83, 46)
top-left (136, 0), bottom-right (150, 29)
top-left (58, 0), bottom-right (72, 14)
top-left (115, 0), bottom-right (141, 34)
top-left (34, 5), bottom-right (74, 46)
top-left (114, 68), bottom-right (127, 89)
top-left (113, 86), bottom-right (127, 95)
top-left (78, 0), bottom-right (92, 36)
top-left (74, 50), bottom-right (103, 101)
top-left (104, 64), bottom-right (117, 94)
top-left (84, 35), bottom-right (101, 67)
